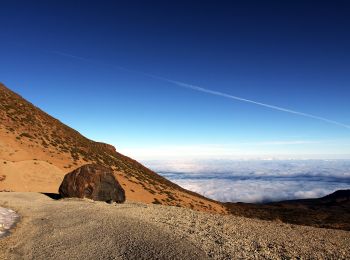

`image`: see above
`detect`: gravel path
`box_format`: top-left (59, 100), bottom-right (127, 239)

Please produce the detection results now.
top-left (0, 192), bottom-right (349, 259)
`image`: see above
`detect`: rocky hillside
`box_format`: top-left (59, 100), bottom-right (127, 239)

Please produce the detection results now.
top-left (0, 83), bottom-right (226, 213)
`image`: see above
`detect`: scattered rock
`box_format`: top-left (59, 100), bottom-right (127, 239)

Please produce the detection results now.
top-left (59, 164), bottom-right (125, 203)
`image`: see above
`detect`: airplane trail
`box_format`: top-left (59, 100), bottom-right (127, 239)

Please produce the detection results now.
top-left (151, 76), bottom-right (350, 130)
top-left (51, 50), bottom-right (350, 130)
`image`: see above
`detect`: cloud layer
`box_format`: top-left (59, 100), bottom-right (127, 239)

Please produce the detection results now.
top-left (144, 159), bottom-right (350, 203)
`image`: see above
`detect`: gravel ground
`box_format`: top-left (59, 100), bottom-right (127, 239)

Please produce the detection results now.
top-left (0, 192), bottom-right (349, 259)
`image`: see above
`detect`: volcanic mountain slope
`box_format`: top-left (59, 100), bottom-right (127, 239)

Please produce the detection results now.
top-left (225, 189), bottom-right (350, 230)
top-left (0, 83), bottom-right (226, 213)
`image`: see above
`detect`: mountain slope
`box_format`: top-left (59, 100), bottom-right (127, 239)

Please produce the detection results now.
top-left (0, 83), bottom-right (226, 213)
top-left (225, 189), bottom-right (350, 230)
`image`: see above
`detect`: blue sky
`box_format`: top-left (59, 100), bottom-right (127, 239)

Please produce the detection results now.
top-left (1, 1), bottom-right (350, 159)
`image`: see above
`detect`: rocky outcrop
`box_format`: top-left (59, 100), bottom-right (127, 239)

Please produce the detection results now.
top-left (95, 142), bottom-right (117, 154)
top-left (59, 164), bottom-right (125, 203)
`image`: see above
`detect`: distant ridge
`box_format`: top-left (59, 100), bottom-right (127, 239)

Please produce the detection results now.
top-left (0, 82), bottom-right (226, 213)
top-left (225, 189), bottom-right (350, 230)
top-left (320, 189), bottom-right (350, 202)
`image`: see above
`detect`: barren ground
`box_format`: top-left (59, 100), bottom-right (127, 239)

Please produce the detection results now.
top-left (0, 192), bottom-right (349, 259)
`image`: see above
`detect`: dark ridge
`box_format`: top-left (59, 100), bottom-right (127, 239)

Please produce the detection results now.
top-left (225, 189), bottom-right (350, 231)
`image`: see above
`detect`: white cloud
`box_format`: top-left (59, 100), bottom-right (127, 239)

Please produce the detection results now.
top-left (174, 178), bottom-right (349, 203)
top-left (144, 159), bottom-right (350, 203)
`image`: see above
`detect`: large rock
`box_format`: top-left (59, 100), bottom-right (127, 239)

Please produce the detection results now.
top-left (59, 164), bottom-right (125, 203)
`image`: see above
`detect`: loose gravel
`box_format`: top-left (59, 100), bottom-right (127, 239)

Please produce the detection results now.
top-left (0, 192), bottom-right (349, 259)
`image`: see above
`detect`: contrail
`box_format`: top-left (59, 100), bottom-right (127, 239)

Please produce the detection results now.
top-left (51, 50), bottom-right (350, 130)
top-left (151, 76), bottom-right (350, 130)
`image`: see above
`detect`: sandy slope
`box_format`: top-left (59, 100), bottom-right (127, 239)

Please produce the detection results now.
top-left (0, 160), bottom-right (64, 192)
top-left (0, 193), bottom-right (349, 259)
top-left (0, 154), bottom-right (225, 213)
top-left (0, 129), bottom-right (225, 213)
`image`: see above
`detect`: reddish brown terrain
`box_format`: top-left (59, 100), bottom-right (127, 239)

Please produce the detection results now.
top-left (0, 83), bottom-right (226, 214)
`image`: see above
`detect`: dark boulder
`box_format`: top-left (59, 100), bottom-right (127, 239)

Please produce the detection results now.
top-left (59, 164), bottom-right (125, 203)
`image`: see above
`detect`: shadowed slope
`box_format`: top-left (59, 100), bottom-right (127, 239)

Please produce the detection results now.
top-left (225, 189), bottom-right (350, 230)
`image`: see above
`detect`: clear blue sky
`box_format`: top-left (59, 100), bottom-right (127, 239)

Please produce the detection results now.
top-left (1, 0), bottom-right (350, 159)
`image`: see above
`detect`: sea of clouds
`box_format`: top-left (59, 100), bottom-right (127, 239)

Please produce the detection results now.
top-left (142, 159), bottom-right (350, 203)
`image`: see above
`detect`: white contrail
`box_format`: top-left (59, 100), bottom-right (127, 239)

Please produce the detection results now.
top-left (51, 50), bottom-right (350, 130)
top-left (133, 72), bottom-right (350, 130)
